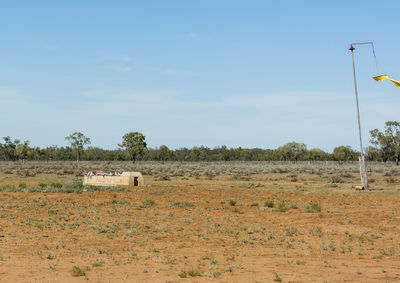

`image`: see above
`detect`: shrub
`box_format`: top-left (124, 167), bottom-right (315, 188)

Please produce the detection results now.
top-left (273, 272), bottom-right (282, 282)
top-left (123, 227), bottom-right (136, 238)
top-left (385, 177), bottom-right (396, 184)
top-left (18, 182), bottom-right (27, 189)
top-left (329, 175), bottom-right (344, 183)
top-left (275, 202), bottom-right (288, 212)
top-left (204, 171), bottom-right (216, 180)
top-left (285, 226), bottom-right (297, 236)
top-left (380, 248), bottom-right (395, 256)
top-left (187, 267), bottom-right (202, 277)
top-left (50, 182), bottom-right (63, 188)
top-left (140, 199), bottom-right (156, 208)
top-left (172, 202), bottom-right (195, 208)
top-left (154, 174), bottom-right (171, 181)
top-left (178, 271), bottom-right (187, 278)
top-left (62, 179), bottom-right (84, 192)
top-left (70, 266), bottom-right (86, 277)
top-left (0, 185), bottom-right (16, 191)
top-left (229, 200), bottom-right (237, 206)
top-left (305, 202), bottom-right (322, 213)
top-left (264, 201), bottom-right (274, 208)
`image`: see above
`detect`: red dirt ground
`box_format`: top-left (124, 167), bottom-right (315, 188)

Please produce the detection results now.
top-left (0, 170), bottom-right (400, 282)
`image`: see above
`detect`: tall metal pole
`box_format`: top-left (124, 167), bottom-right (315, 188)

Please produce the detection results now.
top-left (349, 44), bottom-right (368, 190)
top-left (350, 45), bottom-right (364, 155)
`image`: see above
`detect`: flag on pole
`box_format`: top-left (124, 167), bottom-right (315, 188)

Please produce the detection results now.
top-left (373, 74), bottom-right (400, 89)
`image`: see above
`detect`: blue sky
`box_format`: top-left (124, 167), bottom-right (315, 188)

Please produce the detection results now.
top-left (1, 1), bottom-right (399, 151)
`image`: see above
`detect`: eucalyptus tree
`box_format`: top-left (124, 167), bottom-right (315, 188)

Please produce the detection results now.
top-left (65, 132), bottom-right (91, 162)
top-left (119, 132), bottom-right (147, 162)
top-left (370, 121), bottom-right (400, 165)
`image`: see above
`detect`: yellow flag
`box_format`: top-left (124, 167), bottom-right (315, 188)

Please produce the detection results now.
top-left (389, 79), bottom-right (400, 88)
top-left (373, 74), bottom-right (388, 81)
top-left (372, 74), bottom-right (400, 89)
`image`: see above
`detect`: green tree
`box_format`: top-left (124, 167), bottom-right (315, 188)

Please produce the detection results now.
top-left (159, 145), bottom-right (172, 161)
top-left (276, 142), bottom-right (307, 161)
top-left (264, 149), bottom-right (277, 160)
top-left (365, 146), bottom-right (381, 161)
top-left (370, 121), bottom-right (400, 165)
top-left (304, 148), bottom-right (329, 161)
top-left (1, 136), bottom-right (20, 161)
top-left (16, 140), bottom-right (31, 163)
top-left (65, 132), bottom-right (91, 162)
top-left (186, 146), bottom-right (207, 161)
top-left (119, 132), bottom-right (147, 162)
top-left (332, 145), bottom-right (358, 161)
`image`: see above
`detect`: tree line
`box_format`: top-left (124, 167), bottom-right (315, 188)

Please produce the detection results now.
top-left (1, 121), bottom-right (400, 164)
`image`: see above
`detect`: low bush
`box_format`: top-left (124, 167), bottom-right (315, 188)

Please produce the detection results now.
top-left (140, 199), bottom-right (156, 208)
top-left (264, 201), bottom-right (274, 208)
top-left (305, 202), bottom-right (322, 213)
top-left (229, 200), bottom-right (237, 206)
top-left (172, 202), bottom-right (195, 208)
top-left (18, 182), bottom-right (27, 189)
top-left (70, 266), bottom-right (86, 277)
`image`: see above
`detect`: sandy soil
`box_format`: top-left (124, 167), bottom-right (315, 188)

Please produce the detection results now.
top-left (0, 166), bottom-right (399, 282)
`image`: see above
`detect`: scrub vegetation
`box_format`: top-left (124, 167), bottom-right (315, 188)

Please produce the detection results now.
top-left (1, 121), bottom-right (400, 163)
top-left (0, 161), bottom-right (399, 281)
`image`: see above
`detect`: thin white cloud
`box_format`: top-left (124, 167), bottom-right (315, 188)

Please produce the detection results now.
top-left (0, 87), bottom-right (26, 104)
top-left (185, 32), bottom-right (199, 40)
top-left (118, 55), bottom-right (133, 62)
top-left (107, 65), bottom-right (132, 72)
top-left (1, 87), bottom-right (399, 151)
top-left (155, 68), bottom-right (194, 76)
top-left (96, 55), bottom-right (134, 63)
top-left (96, 55), bottom-right (134, 72)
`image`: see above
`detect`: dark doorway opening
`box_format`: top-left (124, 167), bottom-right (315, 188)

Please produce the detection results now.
top-left (134, 177), bottom-right (139, 186)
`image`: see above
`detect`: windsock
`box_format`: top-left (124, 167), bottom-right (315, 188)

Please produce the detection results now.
top-left (373, 74), bottom-right (400, 88)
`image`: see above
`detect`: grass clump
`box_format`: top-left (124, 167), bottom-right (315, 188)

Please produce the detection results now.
top-left (70, 266), bottom-right (86, 277)
top-left (62, 179), bottom-right (84, 192)
top-left (305, 202), bottom-right (322, 213)
top-left (276, 202), bottom-right (289, 212)
top-left (0, 185), bottom-right (16, 191)
top-left (273, 272), bottom-right (282, 282)
top-left (18, 182), bottom-right (27, 189)
top-left (178, 267), bottom-right (203, 277)
top-left (50, 182), bottom-right (63, 188)
top-left (187, 267), bottom-right (202, 277)
top-left (140, 199), bottom-right (156, 208)
top-left (229, 200), bottom-right (237, 206)
top-left (178, 271), bottom-right (187, 278)
top-left (172, 202), bottom-right (195, 208)
top-left (123, 227), bottom-right (136, 238)
top-left (380, 248), bottom-right (395, 256)
top-left (285, 226), bottom-right (297, 237)
top-left (264, 201), bottom-right (274, 208)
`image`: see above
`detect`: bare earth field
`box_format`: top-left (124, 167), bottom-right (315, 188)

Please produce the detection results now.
top-left (0, 161), bottom-right (399, 282)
